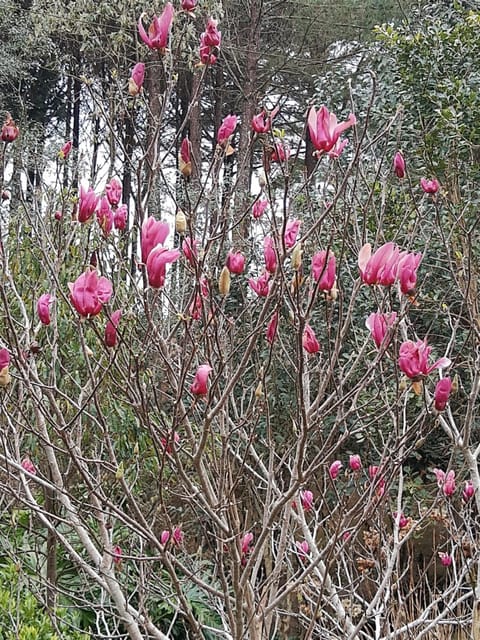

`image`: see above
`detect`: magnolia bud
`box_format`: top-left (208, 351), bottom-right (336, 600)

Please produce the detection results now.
top-left (291, 242), bottom-right (302, 271)
top-left (179, 157), bottom-right (192, 179)
top-left (175, 210), bottom-right (187, 234)
top-left (255, 381), bottom-right (263, 397)
top-left (451, 374), bottom-right (459, 394)
top-left (218, 266), bottom-right (231, 296)
top-left (290, 273), bottom-right (305, 294)
top-left (327, 281), bottom-right (338, 302)
top-left (0, 366), bottom-right (11, 387)
top-left (412, 380), bottom-right (423, 395)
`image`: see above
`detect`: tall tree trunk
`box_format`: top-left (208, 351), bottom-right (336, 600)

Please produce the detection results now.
top-left (232, 0), bottom-right (262, 249)
top-left (144, 54), bottom-right (166, 215)
top-left (72, 74), bottom-right (81, 190)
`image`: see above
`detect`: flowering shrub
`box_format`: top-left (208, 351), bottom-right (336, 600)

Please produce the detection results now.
top-left (0, 3), bottom-right (479, 639)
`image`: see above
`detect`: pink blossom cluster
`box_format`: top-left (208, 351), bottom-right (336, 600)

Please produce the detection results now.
top-left (77, 179), bottom-right (127, 233)
top-left (358, 242), bottom-right (422, 295)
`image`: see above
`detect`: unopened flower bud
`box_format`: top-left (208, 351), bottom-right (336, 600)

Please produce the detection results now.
top-left (451, 374), bottom-right (459, 394)
top-left (255, 381), bottom-right (263, 397)
top-left (327, 281), bottom-right (338, 302)
top-left (291, 242), bottom-right (302, 271)
top-left (218, 266), bottom-right (231, 296)
top-left (175, 210), bottom-right (187, 234)
top-left (0, 367), bottom-right (11, 386)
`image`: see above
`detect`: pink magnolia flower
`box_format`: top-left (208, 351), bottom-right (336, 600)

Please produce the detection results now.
top-left (191, 364), bottom-right (212, 395)
top-left (78, 183), bottom-right (99, 223)
top-left (0, 348), bottom-right (10, 370)
top-left (443, 470), bottom-right (456, 497)
top-left (438, 552), bottom-right (452, 567)
top-left (271, 142), bottom-right (290, 163)
top-left (37, 293), bottom-right (53, 325)
top-left (398, 339), bottom-right (450, 379)
top-left (241, 532), bottom-right (254, 556)
top-left (393, 511), bottom-right (409, 529)
top-left (112, 545), bottom-right (122, 565)
top-left (266, 311), bottom-right (279, 344)
top-left (106, 177), bottom-right (122, 207)
top-left (105, 310), bottom-right (122, 348)
top-left (69, 270), bottom-right (113, 317)
top-left (303, 324), bottom-right (320, 354)
top-left (300, 490), bottom-right (314, 512)
top-left (146, 246), bottom-right (181, 288)
top-left (59, 140), bottom-right (72, 160)
top-left (96, 197), bottom-right (113, 236)
top-left (329, 460), bottom-right (342, 480)
top-left (393, 151), bottom-right (405, 178)
top-left (311, 250), bottom-right (336, 291)
top-left (251, 107), bottom-right (278, 134)
top-left (433, 468), bottom-right (446, 488)
top-left (199, 34), bottom-right (217, 65)
top-left (179, 136), bottom-right (192, 178)
top-left (226, 251), bottom-right (245, 275)
top-left (180, 136), bottom-right (191, 163)
top-left (160, 530), bottom-right (170, 545)
top-left (1, 113), bottom-right (19, 143)
top-left (141, 217), bottom-right (170, 263)
top-left (284, 219), bottom-right (301, 248)
top-left (181, 0), bottom-right (197, 11)
top-left (160, 431), bottom-right (180, 454)
top-left (128, 62), bottom-right (145, 96)
top-left (433, 468), bottom-right (456, 496)
top-left (202, 17), bottom-right (221, 47)
top-left (463, 481), bottom-right (475, 502)
top-left (138, 3), bottom-right (174, 51)
top-left (181, 236), bottom-right (198, 267)
top-left (217, 114), bottom-right (237, 146)
top-left (434, 377), bottom-right (452, 411)
top-left (296, 540), bottom-right (310, 558)
top-left (421, 178), bottom-right (440, 194)
top-left (199, 276), bottom-right (210, 298)
top-left (349, 455), bottom-right (362, 472)
top-left (369, 465), bottom-right (380, 481)
top-left (189, 296), bottom-right (202, 322)
top-left (54, 210), bottom-right (62, 220)
top-left (252, 199), bottom-right (268, 219)
top-left (249, 272), bottom-right (270, 297)
top-left (21, 457), bottom-right (36, 475)
top-left (368, 465), bottom-right (386, 497)
top-left (114, 205), bottom-right (127, 230)
top-left (172, 527), bottom-right (183, 546)
top-left (307, 105), bottom-right (356, 156)
top-left (396, 251), bottom-right (422, 295)
top-left (365, 312), bottom-right (397, 349)
top-left (263, 236), bottom-right (277, 273)
top-left (358, 242), bottom-right (400, 287)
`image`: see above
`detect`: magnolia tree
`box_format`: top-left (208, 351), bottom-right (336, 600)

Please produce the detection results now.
top-left (0, 3), bottom-right (479, 640)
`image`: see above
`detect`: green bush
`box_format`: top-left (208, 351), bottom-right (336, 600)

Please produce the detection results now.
top-left (0, 562), bottom-right (90, 640)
